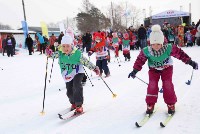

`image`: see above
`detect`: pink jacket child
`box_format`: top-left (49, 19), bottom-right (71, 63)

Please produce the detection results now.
top-left (122, 33), bottom-right (131, 61)
top-left (112, 32), bottom-right (119, 57)
top-left (128, 25), bottom-right (198, 115)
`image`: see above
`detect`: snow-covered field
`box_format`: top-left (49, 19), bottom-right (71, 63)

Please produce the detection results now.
top-left (0, 46), bottom-right (200, 134)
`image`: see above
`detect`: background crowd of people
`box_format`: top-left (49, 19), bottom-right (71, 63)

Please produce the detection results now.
top-left (1, 19), bottom-right (200, 57)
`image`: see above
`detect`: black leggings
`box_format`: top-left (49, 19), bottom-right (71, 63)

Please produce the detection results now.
top-left (66, 73), bottom-right (84, 106)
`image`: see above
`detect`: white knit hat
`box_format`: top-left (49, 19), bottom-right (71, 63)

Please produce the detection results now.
top-left (150, 24), bottom-right (164, 45)
top-left (61, 34), bottom-right (73, 45)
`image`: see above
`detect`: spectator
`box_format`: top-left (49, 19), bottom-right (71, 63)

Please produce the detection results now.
top-left (6, 35), bottom-right (14, 57)
top-left (49, 33), bottom-right (57, 52)
top-left (58, 32), bottom-right (64, 45)
top-left (138, 24), bottom-right (147, 49)
top-left (84, 31), bottom-right (92, 52)
top-left (11, 34), bottom-right (16, 55)
top-left (2, 36), bottom-right (7, 56)
top-left (36, 33), bottom-right (45, 54)
top-left (25, 34), bottom-right (33, 55)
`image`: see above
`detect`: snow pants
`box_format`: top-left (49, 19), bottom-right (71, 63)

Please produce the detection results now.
top-left (96, 59), bottom-right (110, 75)
top-left (123, 50), bottom-right (130, 60)
top-left (114, 46), bottom-right (119, 57)
top-left (66, 73), bottom-right (84, 106)
top-left (7, 45), bottom-right (13, 57)
top-left (146, 66), bottom-right (177, 105)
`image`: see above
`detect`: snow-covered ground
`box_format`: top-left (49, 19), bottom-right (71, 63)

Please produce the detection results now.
top-left (0, 46), bottom-right (200, 134)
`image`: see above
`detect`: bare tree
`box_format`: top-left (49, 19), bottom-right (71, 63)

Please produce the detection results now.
top-left (0, 23), bottom-right (12, 30)
top-left (76, 1), bottom-right (111, 33)
top-left (108, 1), bottom-right (141, 30)
top-left (81, 0), bottom-right (93, 13)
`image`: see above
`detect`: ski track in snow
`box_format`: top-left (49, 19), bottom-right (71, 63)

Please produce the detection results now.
top-left (0, 47), bottom-right (200, 134)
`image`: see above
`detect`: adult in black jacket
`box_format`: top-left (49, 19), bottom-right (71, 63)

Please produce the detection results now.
top-left (11, 34), bottom-right (16, 55)
top-left (84, 31), bottom-right (92, 52)
top-left (25, 34), bottom-right (33, 55)
top-left (2, 37), bottom-right (7, 56)
top-left (6, 35), bottom-right (14, 57)
top-left (138, 24), bottom-right (147, 49)
top-left (58, 32), bottom-right (64, 44)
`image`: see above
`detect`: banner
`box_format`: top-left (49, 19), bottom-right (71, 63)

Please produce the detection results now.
top-left (21, 21), bottom-right (29, 37)
top-left (152, 10), bottom-right (190, 19)
top-left (40, 21), bottom-right (49, 38)
top-left (21, 21), bottom-right (29, 48)
top-left (59, 22), bottom-right (65, 34)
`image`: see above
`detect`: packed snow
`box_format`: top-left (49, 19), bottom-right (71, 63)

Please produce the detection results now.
top-left (0, 47), bottom-right (200, 134)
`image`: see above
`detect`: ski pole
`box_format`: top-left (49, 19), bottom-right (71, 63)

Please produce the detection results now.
top-left (115, 56), bottom-right (121, 67)
top-left (89, 56), bottom-right (93, 77)
top-left (49, 58), bottom-right (55, 83)
top-left (135, 76), bottom-right (148, 85)
top-left (0, 67), bottom-right (3, 70)
top-left (99, 76), bottom-right (117, 98)
top-left (40, 57), bottom-right (49, 115)
top-left (186, 69), bottom-right (194, 85)
top-left (82, 66), bottom-right (94, 87)
top-left (135, 76), bottom-right (163, 93)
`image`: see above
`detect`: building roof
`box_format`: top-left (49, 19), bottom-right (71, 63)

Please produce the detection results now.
top-left (18, 26), bottom-right (60, 33)
top-left (0, 30), bottom-right (36, 34)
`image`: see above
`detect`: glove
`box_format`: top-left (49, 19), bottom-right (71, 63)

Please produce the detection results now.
top-left (54, 42), bottom-right (59, 47)
top-left (93, 66), bottom-right (100, 75)
top-left (188, 60), bottom-right (198, 70)
top-left (88, 51), bottom-right (93, 56)
top-left (45, 48), bottom-right (53, 57)
top-left (128, 69), bottom-right (138, 79)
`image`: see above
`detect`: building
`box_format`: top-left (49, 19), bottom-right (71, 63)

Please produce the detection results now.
top-left (18, 26), bottom-right (60, 37)
top-left (0, 30), bottom-right (36, 50)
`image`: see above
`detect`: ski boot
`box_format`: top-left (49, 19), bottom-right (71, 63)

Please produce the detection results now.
top-left (125, 57), bottom-right (127, 61)
top-left (167, 104), bottom-right (175, 115)
top-left (146, 104), bottom-right (155, 115)
top-left (70, 104), bottom-right (76, 111)
top-left (105, 72), bottom-right (110, 78)
top-left (75, 105), bottom-right (83, 114)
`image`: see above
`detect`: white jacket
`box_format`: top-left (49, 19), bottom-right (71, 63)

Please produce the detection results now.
top-left (195, 25), bottom-right (200, 37)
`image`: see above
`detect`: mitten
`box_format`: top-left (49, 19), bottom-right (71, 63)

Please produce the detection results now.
top-left (45, 48), bottom-right (53, 57)
top-left (88, 51), bottom-right (93, 56)
top-left (54, 42), bottom-right (59, 47)
top-left (93, 66), bottom-right (100, 75)
top-left (188, 60), bottom-right (198, 70)
top-left (128, 69), bottom-right (138, 79)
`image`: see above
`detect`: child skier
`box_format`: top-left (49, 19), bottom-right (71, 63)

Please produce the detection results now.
top-left (122, 33), bottom-right (131, 61)
top-left (112, 32), bottom-right (119, 57)
top-left (128, 25), bottom-right (198, 115)
top-left (46, 34), bottom-right (100, 114)
top-left (88, 32), bottom-right (110, 77)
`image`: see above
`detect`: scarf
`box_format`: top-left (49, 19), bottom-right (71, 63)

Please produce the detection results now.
top-left (148, 44), bottom-right (168, 57)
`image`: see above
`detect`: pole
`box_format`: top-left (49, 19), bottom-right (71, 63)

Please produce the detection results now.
top-left (126, 1), bottom-right (127, 28)
top-left (49, 58), bottom-right (55, 83)
top-left (189, 3), bottom-right (191, 24)
top-left (99, 76), bottom-right (117, 98)
top-left (40, 57), bottom-right (49, 115)
top-left (66, 17), bottom-right (69, 28)
top-left (111, 1), bottom-right (113, 29)
top-left (180, 5), bottom-right (183, 11)
top-left (22, 0), bottom-right (26, 21)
